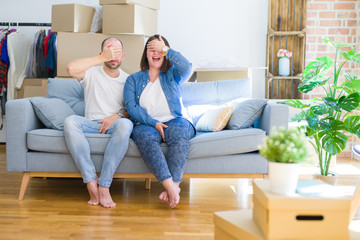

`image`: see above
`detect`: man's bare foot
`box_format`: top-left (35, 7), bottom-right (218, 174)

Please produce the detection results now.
top-left (99, 185), bottom-right (116, 208)
top-left (161, 180), bottom-right (181, 208)
top-left (86, 179), bottom-right (99, 206)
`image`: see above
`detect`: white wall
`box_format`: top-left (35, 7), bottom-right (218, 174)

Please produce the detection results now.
top-left (0, 0), bottom-right (268, 142)
top-left (158, 0), bottom-right (268, 97)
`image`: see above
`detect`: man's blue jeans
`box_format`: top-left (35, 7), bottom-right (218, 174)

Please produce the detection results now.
top-left (63, 115), bottom-right (133, 187)
top-left (131, 118), bottom-right (195, 183)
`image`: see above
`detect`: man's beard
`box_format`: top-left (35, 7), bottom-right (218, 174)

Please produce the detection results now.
top-left (104, 60), bottom-right (121, 69)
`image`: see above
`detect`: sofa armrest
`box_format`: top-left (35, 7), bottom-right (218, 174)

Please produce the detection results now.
top-left (6, 98), bottom-right (43, 171)
top-left (259, 102), bottom-right (289, 135)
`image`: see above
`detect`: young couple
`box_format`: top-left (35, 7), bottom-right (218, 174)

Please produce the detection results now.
top-left (64, 35), bottom-right (195, 209)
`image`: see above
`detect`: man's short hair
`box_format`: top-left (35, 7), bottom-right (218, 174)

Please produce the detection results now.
top-left (101, 37), bottom-right (123, 51)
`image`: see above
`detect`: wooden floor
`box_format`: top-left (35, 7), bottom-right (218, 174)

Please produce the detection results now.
top-left (1, 144), bottom-right (360, 240)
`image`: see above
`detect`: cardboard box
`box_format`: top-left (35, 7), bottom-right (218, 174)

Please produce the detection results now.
top-left (188, 68), bottom-right (252, 82)
top-left (16, 78), bottom-right (47, 99)
top-left (214, 209), bottom-right (360, 240)
top-left (252, 179), bottom-right (351, 240)
top-left (56, 32), bottom-right (145, 77)
top-left (102, 4), bottom-right (157, 36)
top-left (51, 4), bottom-right (95, 33)
top-left (214, 210), bottom-right (266, 240)
top-left (99, 0), bottom-right (160, 10)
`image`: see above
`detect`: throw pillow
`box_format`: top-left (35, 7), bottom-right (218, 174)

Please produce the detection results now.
top-left (30, 97), bottom-right (76, 130)
top-left (227, 99), bottom-right (268, 130)
top-left (46, 78), bottom-right (85, 116)
top-left (196, 106), bottom-right (233, 132)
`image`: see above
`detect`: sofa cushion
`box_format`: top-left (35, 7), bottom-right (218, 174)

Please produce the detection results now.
top-left (189, 128), bottom-right (266, 159)
top-left (30, 97), bottom-right (75, 130)
top-left (181, 78), bottom-right (252, 107)
top-left (195, 106), bottom-right (233, 132)
top-left (46, 78), bottom-right (85, 116)
top-left (27, 129), bottom-right (155, 157)
top-left (27, 128), bottom-right (266, 159)
top-left (226, 98), bottom-right (268, 130)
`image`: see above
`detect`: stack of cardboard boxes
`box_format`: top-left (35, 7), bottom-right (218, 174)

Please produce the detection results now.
top-left (18, 0), bottom-right (159, 98)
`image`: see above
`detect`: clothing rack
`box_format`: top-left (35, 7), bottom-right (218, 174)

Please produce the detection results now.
top-left (0, 22), bottom-right (51, 27)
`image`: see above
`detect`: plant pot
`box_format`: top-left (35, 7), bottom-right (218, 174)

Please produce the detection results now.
top-left (268, 161), bottom-right (300, 195)
top-left (312, 173), bottom-right (338, 185)
top-left (278, 57), bottom-right (290, 76)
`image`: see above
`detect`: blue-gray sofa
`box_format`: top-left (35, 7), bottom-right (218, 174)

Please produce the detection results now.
top-left (6, 77), bottom-right (288, 200)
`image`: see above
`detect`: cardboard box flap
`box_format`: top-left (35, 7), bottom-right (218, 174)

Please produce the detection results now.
top-left (99, 0), bottom-right (160, 10)
top-left (253, 180), bottom-right (352, 211)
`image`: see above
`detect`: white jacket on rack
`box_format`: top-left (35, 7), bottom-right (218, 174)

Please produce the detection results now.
top-left (7, 32), bottom-right (31, 100)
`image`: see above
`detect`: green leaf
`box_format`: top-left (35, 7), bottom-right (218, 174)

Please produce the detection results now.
top-left (322, 131), bottom-right (348, 155)
top-left (305, 125), bottom-right (317, 137)
top-left (344, 115), bottom-right (360, 137)
top-left (310, 104), bottom-right (328, 115)
top-left (305, 109), bottom-right (320, 130)
top-left (323, 38), bottom-right (355, 49)
top-left (290, 112), bottom-right (306, 122)
top-left (344, 72), bottom-right (360, 81)
top-left (323, 97), bottom-right (340, 111)
top-left (338, 93), bottom-right (360, 112)
top-left (318, 119), bottom-right (348, 155)
top-left (336, 74), bottom-right (360, 94)
top-left (279, 99), bottom-right (310, 109)
top-left (299, 56), bottom-right (333, 93)
top-left (339, 49), bottom-right (360, 63)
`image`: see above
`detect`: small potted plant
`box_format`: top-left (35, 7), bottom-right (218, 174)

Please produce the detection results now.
top-left (277, 49), bottom-right (292, 76)
top-left (259, 127), bottom-right (309, 195)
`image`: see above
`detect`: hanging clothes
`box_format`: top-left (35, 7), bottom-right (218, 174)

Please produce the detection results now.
top-left (0, 37), bottom-right (8, 95)
top-left (36, 30), bottom-right (47, 78)
top-left (7, 32), bottom-right (32, 100)
top-left (25, 31), bottom-right (39, 78)
top-left (45, 32), bottom-right (57, 78)
top-left (0, 30), bottom-right (15, 96)
top-left (53, 33), bottom-right (57, 77)
top-left (0, 29), bottom-right (16, 114)
top-left (31, 30), bottom-right (41, 78)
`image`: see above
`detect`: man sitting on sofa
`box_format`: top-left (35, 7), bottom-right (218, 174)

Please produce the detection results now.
top-left (64, 37), bottom-right (133, 208)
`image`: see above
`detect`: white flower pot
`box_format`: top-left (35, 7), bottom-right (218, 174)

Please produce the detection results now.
top-left (278, 57), bottom-right (290, 76)
top-left (268, 161), bottom-right (300, 195)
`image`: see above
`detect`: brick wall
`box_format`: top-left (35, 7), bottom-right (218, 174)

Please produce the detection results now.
top-left (305, 0), bottom-right (360, 158)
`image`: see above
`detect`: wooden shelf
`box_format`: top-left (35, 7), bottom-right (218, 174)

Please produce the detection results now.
top-left (268, 29), bottom-right (306, 38)
top-left (266, 0), bottom-right (307, 100)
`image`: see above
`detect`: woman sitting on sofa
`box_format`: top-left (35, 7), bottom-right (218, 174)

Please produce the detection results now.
top-left (124, 34), bottom-right (195, 208)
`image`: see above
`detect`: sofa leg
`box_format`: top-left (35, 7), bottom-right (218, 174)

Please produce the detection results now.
top-left (19, 172), bottom-right (31, 200)
top-left (145, 178), bottom-right (151, 190)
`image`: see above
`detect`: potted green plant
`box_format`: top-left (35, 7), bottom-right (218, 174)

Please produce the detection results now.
top-left (259, 127), bottom-right (309, 195)
top-left (281, 38), bottom-right (360, 181)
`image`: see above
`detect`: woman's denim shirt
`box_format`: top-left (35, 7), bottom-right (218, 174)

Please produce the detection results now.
top-left (124, 48), bottom-right (192, 127)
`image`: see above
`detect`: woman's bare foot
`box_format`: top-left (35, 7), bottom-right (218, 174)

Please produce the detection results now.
top-left (86, 179), bottom-right (99, 206)
top-left (159, 191), bottom-right (169, 204)
top-left (99, 185), bottom-right (116, 208)
top-left (161, 180), bottom-right (181, 208)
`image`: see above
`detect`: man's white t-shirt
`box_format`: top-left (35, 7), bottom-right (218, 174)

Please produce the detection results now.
top-left (81, 66), bottom-right (129, 120)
